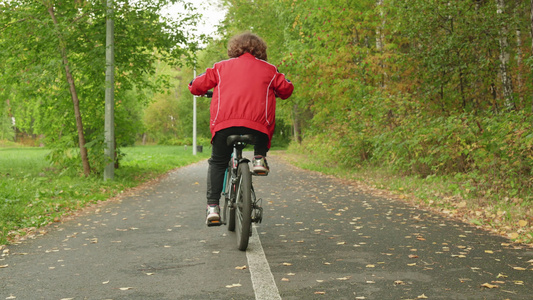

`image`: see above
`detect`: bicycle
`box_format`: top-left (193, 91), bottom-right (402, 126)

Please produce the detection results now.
top-left (214, 134), bottom-right (263, 251)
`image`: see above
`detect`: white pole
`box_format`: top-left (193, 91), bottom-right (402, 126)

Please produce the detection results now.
top-left (193, 66), bottom-right (197, 155)
top-left (104, 0), bottom-right (115, 180)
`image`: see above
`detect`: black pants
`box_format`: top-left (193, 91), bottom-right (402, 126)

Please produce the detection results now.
top-left (207, 127), bottom-right (269, 205)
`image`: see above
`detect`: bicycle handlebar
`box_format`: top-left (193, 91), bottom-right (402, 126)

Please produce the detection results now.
top-left (200, 90), bottom-right (213, 98)
top-left (200, 90), bottom-right (279, 99)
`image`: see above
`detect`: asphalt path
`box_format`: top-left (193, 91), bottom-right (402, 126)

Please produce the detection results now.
top-left (1, 153), bottom-right (532, 300)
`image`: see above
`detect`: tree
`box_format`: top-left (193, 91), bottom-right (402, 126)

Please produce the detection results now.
top-left (1, 0), bottom-right (199, 175)
top-left (496, 0), bottom-right (516, 110)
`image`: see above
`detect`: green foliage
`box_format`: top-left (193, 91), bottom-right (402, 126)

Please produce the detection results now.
top-left (0, 109), bottom-right (14, 142)
top-left (0, 145), bottom-right (210, 246)
top-left (1, 0), bottom-right (200, 175)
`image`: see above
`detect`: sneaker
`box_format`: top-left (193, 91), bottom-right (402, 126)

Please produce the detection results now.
top-left (206, 204), bottom-right (220, 225)
top-left (252, 155), bottom-right (269, 176)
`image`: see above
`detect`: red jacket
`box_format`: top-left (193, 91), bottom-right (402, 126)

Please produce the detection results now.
top-left (188, 53), bottom-right (294, 147)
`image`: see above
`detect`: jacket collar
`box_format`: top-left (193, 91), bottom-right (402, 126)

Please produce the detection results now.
top-left (240, 53), bottom-right (255, 59)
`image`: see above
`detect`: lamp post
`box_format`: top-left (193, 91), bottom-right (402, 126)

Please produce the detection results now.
top-left (104, 0), bottom-right (115, 180)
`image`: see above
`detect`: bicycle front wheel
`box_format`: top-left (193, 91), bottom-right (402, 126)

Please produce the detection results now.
top-left (235, 162), bottom-right (252, 251)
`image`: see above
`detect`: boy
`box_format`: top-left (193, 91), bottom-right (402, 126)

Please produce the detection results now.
top-left (188, 32), bottom-right (294, 225)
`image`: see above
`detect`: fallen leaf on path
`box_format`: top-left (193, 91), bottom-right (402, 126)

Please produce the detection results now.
top-left (417, 294), bottom-right (428, 299)
top-left (282, 262), bottom-right (292, 266)
top-left (225, 283), bottom-right (242, 288)
top-left (394, 280), bottom-right (406, 285)
top-left (512, 266), bottom-right (527, 271)
top-left (281, 278), bottom-right (290, 282)
top-left (497, 273), bottom-right (508, 278)
top-left (102, 280), bottom-right (110, 284)
top-left (235, 265), bottom-right (247, 270)
top-left (119, 287), bottom-right (133, 291)
top-left (336, 276), bottom-right (351, 280)
top-left (0, 264), bottom-right (8, 268)
top-left (481, 283), bottom-right (499, 289)
top-left (408, 254), bottom-right (419, 259)
top-left (6, 295), bottom-right (16, 300)
top-left (314, 291), bottom-right (326, 295)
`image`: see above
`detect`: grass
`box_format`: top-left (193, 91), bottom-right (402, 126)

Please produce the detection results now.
top-left (0, 145), bottom-right (210, 246)
top-left (282, 145), bottom-right (533, 245)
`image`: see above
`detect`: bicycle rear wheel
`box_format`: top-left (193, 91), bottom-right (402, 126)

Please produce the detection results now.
top-left (235, 162), bottom-right (252, 251)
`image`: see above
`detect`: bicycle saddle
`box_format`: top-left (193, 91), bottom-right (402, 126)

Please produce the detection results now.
top-left (226, 134), bottom-right (256, 146)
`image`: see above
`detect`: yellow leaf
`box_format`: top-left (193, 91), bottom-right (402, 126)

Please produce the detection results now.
top-left (314, 291), bottom-right (326, 295)
top-left (119, 287), bottom-right (133, 291)
top-left (509, 232), bottom-right (519, 239)
top-left (235, 265), bottom-right (247, 270)
top-left (417, 294), bottom-right (429, 299)
top-left (282, 262), bottom-right (292, 266)
top-left (481, 283), bottom-right (499, 289)
top-left (512, 266), bottom-right (527, 271)
top-left (336, 276), bottom-right (351, 280)
top-left (518, 220), bottom-right (528, 227)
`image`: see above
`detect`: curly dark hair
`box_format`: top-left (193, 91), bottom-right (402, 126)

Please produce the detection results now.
top-left (227, 32), bottom-right (268, 61)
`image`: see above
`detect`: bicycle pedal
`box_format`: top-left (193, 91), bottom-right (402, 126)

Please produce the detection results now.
top-left (207, 220), bottom-right (222, 227)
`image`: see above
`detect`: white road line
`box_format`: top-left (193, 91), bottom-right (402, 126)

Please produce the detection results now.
top-left (247, 225), bottom-right (282, 300)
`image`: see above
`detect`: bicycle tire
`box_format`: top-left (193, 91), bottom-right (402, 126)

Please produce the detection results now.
top-left (223, 167), bottom-right (236, 231)
top-left (235, 162), bottom-right (252, 251)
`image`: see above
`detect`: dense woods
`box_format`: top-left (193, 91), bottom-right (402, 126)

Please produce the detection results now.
top-left (1, 1), bottom-right (532, 219)
top-left (195, 0), bottom-right (533, 207)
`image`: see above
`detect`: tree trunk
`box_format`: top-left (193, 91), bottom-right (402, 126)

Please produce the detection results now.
top-left (496, 0), bottom-right (516, 110)
top-left (530, 0), bottom-right (533, 113)
top-left (515, 6), bottom-right (523, 108)
top-left (376, 0), bottom-right (386, 88)
top-left (292, 104), bottom-right (302, 144)
top-left (47, 5), bottom-right (91, 176)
